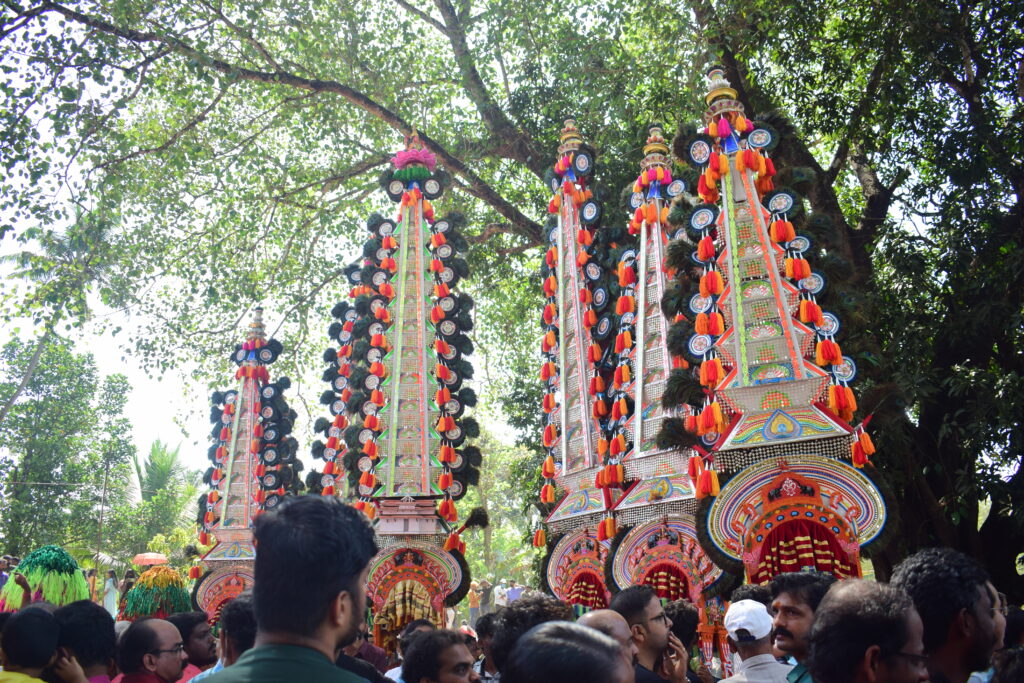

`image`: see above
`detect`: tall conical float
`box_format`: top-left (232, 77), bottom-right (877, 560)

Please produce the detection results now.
top-left (310, 134), bottom-right (484, 652)
top-left (666, 67), bottom-right (890, 585)
top-left (193, 307), bottom-right (301, 618)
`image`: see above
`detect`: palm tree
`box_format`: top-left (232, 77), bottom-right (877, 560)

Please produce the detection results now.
top-left (133, 441), bottom-right (200, 541)
top-left (0, 213), bottom-right (117, 427)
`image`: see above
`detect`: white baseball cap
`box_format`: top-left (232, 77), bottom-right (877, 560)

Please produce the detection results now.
top-left (724, 599), bottom-right (773, 642)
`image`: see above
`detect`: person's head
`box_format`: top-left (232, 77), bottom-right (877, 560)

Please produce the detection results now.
top-left (166, 611), bottom-right (217, 667)
top-left (730, 584), bottom-right (772, 608)
top-left (503, 621), bottom-right (634, 683)
top-left (0, 556), bottom-right (9, 571)
top-left (464, 633), bottom-right (481, 661)
top-left (808, 580), bottom-right (927, 683)
top-left (0, 608), bottom-right (59, 674)
top-left (86, 568), bottom-right (97, 578)
top-left (609, 585), bottom-right (672, 667)
top-left (475, 612), bottom-right (498, 658)
top-left (577, 608), bottom-right (639, 666)
top-left (218, 593), bottom-right (257, 667)
top-left (125, 569), bottom-right (137, 579)
top-left (991, 646), bottom-right (1024, 683)
top-left (399, 619), bottom-right (438, 658)
top-left (252, 495), bottom-right (378, 649)
top-left (891, 547), bottom-right (998, 673)
top-left (770, 571), bottom-right (837, 661)
top-left (107, 569), bottom-right (117, 580)
top-left (1003, 606), bottom-right (1024, 648)
top-left (490, 593), bottom-right (573, 672)
top-left (54, 600), bottom-right (116, 676)
top-left (724, 599), bottom-right (775, 657)
top-left (402, 628), bottom-right (480, 683)
top-left (116, 618), bottom-right (188, 683)
top-left (665, 599), bottom-right (700, 650)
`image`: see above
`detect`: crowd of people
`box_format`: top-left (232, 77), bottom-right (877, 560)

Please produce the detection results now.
top-left (0, 496), bottom-right (1020, 683)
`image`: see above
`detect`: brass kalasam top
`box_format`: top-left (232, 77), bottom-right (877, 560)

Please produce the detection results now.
top-left (704, 66), bottom-right (738, 106)
top-left (248, 306), bottom-right (266, 341)
top-left (558, 119), bottom-right (583, 155)
top-left (643, 126), bottom-right (669, 157)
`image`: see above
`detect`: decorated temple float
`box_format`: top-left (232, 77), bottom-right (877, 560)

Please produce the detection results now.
top-left (193, 307), bottom-right (301, 619)
top-left (308, 135), bottom-right (485, 652)
top-left (535, 67), bottom-right (891, 670)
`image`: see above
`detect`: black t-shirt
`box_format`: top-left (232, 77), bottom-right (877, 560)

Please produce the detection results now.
top-left (635, 664), bottom-right (664, 683)
top-left (337, 651), bottom-right (395, 683)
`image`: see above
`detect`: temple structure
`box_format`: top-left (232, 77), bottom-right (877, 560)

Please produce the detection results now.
top-left (194, 307), bottom-right (300, 618)
top-left (311, 135), bottom-right (483, 651)
top-left (535, 68), bottom-right (890, 672)
top-left (675, 67), bottom-right (888, 584)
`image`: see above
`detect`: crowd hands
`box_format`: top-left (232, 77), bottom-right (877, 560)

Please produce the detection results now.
top-left (0, 497), bottom-right (1020, 683)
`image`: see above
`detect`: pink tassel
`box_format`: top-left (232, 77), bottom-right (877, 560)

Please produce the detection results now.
top-left (717, 117), bottom-right (732, 138)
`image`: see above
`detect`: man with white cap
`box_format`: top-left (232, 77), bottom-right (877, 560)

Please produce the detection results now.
top-left (721, 600), bottom-right (793, 683)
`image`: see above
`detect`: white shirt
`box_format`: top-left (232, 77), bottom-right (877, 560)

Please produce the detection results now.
top-left (494, 586), bottom-right (508, 606)
top-left (720, 653), bottom-right (793, 683)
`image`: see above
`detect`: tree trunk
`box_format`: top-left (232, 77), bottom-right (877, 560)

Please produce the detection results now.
top-left (0, 328), bottom-right (50, 430)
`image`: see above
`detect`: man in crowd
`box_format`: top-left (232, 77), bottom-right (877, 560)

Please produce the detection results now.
top-left (720, 600), bottom-right (792, 683)
top-left (493, 581), bottom-right (508, 610)
top-left (506, 582), bottom-right (523, 604)
top-left (478, 580), bottom-right (494, 616)
top-left (807, 580), bottom-right (926, 683)
top-left (502, 622), bottom-right (635, 683)
top-left (402, 629), bottom-right (480, 683)
top-left (192, 593), bottom-right (257, 682)
top-left (0, 556), bottom-right (10, 591)
top-left (0, 608), bottom-right (61, 681)
top-left (166, 612), bottom-right (217, 680)
top-left (610, 585), bottom-right (688, 683)
top-left (53, 600), bottom-right (117, 683)
top-left (472, 612), bottom-right (500, 682)
top-left (770, 571), bottom-right (836, 683)
top-left (490, 594), bottom-right (574, 674)
top-left (892, 548), bottom-right (1001, 683)
top-left (578, 608), bottom-right (639, 669)
top-left (385, 619), bottom-right (437, 682)
top-left (468, 583), bottom-right (482, 628)
top-left (665, 599), bottom-right (704, 683)
top-left (355, 622), bottom-right (390, 674)
top-left (206, 495), bottom-right (378, 682)
top-left (116, 618), bottom-right (189, 683)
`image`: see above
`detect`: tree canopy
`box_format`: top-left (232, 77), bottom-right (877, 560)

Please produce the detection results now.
top-left (1, 0), bottom-right (1022, 593)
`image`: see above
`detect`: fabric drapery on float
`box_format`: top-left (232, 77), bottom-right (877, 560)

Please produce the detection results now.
top-left (566, 571), bottom-right (608, 609)
top-left (642, 562), bottom-right (689, 601)
top-left (751, 519), bottom-right (857, 584)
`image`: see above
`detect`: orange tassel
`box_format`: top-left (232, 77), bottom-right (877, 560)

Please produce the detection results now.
top-left (542, 455), bottom-right (556, 479)
top-left (444, 531), bottom-right (461, 552)
top-left (532, 528), bottom-right (546, 547)
top-left (859, 430), bottom-right (875, 455)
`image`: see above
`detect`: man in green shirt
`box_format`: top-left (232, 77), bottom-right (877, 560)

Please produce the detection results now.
top-left (206, 496), bottom-right (379, 683)
top-left (769, 572), bottom-right (836, 683)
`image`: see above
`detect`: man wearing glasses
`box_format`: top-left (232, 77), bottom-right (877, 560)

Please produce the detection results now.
top-left (807, 580), bottom-right (928, 683)
top-left (894, 548), bottom-right (1002, 683)
top-left (611, 585), bottom-right (690, 683)
top-left (116, 618), bottom-right (189, 683)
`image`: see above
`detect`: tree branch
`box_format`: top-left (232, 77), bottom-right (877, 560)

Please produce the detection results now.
top-left (34, 0), bottom-right (544, 243)
top-left (432, 0), bottom-right (546, 176)
top-left (825, 51), bottom-right (889, 186)
top-left (391, 0), bottom-right (444, 33)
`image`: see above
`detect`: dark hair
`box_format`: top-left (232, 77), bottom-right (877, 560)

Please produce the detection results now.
top-left (891, 548), bottom-right (990, 652)
top-left (1, 608), bottom-right (59, 668)
top-left (166, 611), bottom-right (208, 644)
top-left (117, 618), bottom-right (161, 674)
top-left (252, 495), bottom-right (377, 637)
top-left (1004, 607), bottom-right (1024, 648)
top-left (992, 647), bottom-right (1024, 683)
top-left (491, 594), bottom-right (574, 671)
top-left (220, 593), bottom-right (257, 654)
top-left (769, 571), bottom-right (836, 612)
top-left (54, 600), bottom-right (116, 669)
top-left (402, 629), bottom-right (466, 683)
top-left (665, 599), bottom-right (699, 649)
top-left (730, 584), bottom-right (772, 607)
top-left (503, 621), bottom-right (625, 683)
top-left (609, 584), bottom-right (658, 626)
top-left (475, 612), bottom-right (499, 640)
top-left (399, 619), bottom-right (437, 655)
top-left (808, 580), bottom-right (915, 683)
